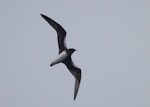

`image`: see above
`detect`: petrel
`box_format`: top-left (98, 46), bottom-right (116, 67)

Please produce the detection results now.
top-left (40, 14), bottom-right (81, 100)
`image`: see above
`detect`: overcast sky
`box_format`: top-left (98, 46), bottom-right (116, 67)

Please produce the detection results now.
top-left (0, 0), bottom-right (150, 107)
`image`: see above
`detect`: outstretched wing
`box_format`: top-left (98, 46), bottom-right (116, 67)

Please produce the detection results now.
top-left (41, 14), bottom-right (67, 53)
top-left (64, 57), bottom-right (81, 100)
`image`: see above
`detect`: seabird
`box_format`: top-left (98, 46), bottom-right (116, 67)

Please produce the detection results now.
top-left (40, 14), bottom-right (81, 100)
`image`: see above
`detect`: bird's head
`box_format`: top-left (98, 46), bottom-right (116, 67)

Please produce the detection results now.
top-left (68, 48), bottom-right (77, 55)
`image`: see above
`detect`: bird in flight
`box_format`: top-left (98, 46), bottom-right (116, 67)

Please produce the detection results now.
top-left (40, 14), bottom-right (81, 100)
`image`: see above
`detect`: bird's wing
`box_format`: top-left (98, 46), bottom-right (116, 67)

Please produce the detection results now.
top-left (41, 14), bottom-right (67, 53)
top-left (64, 57), bottom-right (81, 100)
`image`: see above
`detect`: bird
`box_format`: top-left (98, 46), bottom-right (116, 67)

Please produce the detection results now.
top-left (40, 14), bottom-right (81, 100)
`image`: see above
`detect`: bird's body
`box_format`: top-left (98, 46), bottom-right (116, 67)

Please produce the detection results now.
top-left (50, 50), bottom-right (68, 66)
top-left (41, 14), bottom-right (81, 100)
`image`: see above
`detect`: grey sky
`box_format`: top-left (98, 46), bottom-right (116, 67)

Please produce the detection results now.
top-left (0, 0), bottom-right (150, 107)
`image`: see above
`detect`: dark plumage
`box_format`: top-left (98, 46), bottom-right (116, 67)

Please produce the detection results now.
top-left (41, 14), bottom-right (81, 100)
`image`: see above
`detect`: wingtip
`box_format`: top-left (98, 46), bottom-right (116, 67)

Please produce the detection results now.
top-left (40, 13), bottom-right (44, 17)
top-left (74, 96), bottom-right (76, 101)
top-left (40, 14), bottom-right (48, 19)
top-left (40, 14), bottom-right (51, 22)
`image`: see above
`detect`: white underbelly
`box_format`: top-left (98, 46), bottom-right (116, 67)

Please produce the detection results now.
top-left (51, 51), bottom-right (68, 66)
